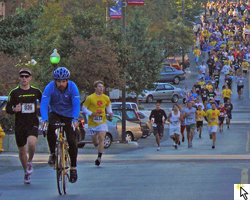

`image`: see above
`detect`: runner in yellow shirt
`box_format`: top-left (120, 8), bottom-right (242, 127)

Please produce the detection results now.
top-left (205, 102), bottom-right (220, 149)
top-left (82, 80), bottom-right (113, 166)
top-left (222, 85), bottom-right (232, 103)
top-left (242, 61), bottom-right (249, 78)
top-left (193, 46), bottom-right (200, 67)
top-left (196, 105), bottom-right (206, 138)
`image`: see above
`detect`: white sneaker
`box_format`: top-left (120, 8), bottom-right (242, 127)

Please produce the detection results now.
top-left (24, 173), bottom-right (31, 184)
top-left (26, 162), bottom-right (33, 175)
top-left (157, 147), bottom-right (161, 151)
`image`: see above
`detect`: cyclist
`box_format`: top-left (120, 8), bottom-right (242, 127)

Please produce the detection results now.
top-left (40, 67), bottom-right (80, 183)
top-left (6, 68), bottom-right (42, 184)
top-left (81, 80), bottom-right (113, 166)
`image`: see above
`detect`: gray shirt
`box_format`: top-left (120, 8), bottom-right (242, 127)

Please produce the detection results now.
top-left (184, 107), bottom-right (196, 125)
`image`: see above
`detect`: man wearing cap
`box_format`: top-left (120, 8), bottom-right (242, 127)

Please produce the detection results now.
top-left (6, 68), bottom-right (42, 184)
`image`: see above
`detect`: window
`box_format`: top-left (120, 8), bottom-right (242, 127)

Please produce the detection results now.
top-left (137, 112), bottom-right (145, 119)
top-left (156, 85), bottom-right (165, 91)
top-left (111, 116), bottom-right (122, 123)
top-left (131, 104), bottom-right (137, 110)
top-left (126, 110), bottom-right (138, 120)
top-left (164, 84), bottom-right (174, 90)
top-left (164, 67), bottom-right (173, 73)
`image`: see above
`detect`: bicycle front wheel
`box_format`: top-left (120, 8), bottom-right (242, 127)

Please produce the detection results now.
top-left (63, 145), bottom-right (70, 194)
top-left (56, 143), bottom-right (64, 195)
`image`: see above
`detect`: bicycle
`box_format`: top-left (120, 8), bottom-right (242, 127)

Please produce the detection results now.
top-left (54, 122), bottom-right (71, 195)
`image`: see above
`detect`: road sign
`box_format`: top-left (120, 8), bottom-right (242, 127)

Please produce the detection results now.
top-left (127, 0), bottom-right (144, 5)
top-left (110, 0), bottom-right (122, 19)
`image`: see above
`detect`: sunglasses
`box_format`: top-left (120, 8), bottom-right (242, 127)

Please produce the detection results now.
top-left (19, 75), bottom-right (30, 78)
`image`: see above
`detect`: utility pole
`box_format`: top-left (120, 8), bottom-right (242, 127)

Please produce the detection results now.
top-left (182, 0), bottom-right (185, 71)
top-left (121, 0), bottom-right (127, 142)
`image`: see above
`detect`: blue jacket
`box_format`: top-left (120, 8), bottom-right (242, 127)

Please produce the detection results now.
top-left (40, 81), bottom-right (80, 122)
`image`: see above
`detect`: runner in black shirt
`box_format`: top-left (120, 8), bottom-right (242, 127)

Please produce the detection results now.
top-left (224, 74), bottom-right (233, 90)
top-left (224, 98), bottom-right (233, 129)
top-left (6, 68), bottom-right (42, 184)
top-left (208, 88), bottom-right (216, 102)
top-left (149, 102), bottom-right (167, 151)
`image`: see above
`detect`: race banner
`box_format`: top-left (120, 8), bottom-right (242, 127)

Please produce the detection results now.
top-left (110, 0), bottom-right (122, 19)
top-left (127, 0), bottom-right (144, 5)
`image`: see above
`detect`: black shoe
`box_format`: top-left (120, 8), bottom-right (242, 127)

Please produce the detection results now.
top-left (95, 158), bottom-right (101, 166)
top-left (178, 141), bottom-right (181, 145)
top-left (174, 145), bottom-right (178, 149)
top-left (69, 169), bottom-right (78, 183)
top-left (212, 145), bottom-right (215, 149)
top-left (48, 153), bottom-right (56, 166)
top-left (182, 137), bottom-right (185, 142)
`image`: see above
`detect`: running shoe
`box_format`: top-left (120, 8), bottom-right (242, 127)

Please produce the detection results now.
top-left (157, 147), bottom-right (161, 151)
top-left (95, 158), bottom-right (101, 166)
top-left (24, 173), bottom-right (31, 184)
top-left (188, 143), bottom-right (191, 148)
top-left (178, 141), bottom-right (181, 145)
top-left (174, 145), bottom-right (178, 149)
top-left (182, 137), bottom-right (185, 142)
top-left (212, 145), bottom-right (215, 149)
top-left (227, 125), bottom-right (229, 129)
top-left (26, 162), bottom-right (33, 175)
top-left (48, 153), bottom-right (56, 166)
top-left (199, 134), bottom-right (201, 138)
top-left (190, 142), bottom-right (193, 147)
top-left (69, 169), bottom-right (78, 183)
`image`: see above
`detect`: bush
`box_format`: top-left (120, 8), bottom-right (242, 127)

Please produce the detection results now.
top-left (0, 111), bottom-right (15, 132)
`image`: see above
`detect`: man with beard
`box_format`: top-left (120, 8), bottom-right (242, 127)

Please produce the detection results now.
top-left (40, 67), bottom-right (80, 183)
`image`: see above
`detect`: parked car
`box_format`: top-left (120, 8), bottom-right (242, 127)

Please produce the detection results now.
top-left (76, 113), bottom-right (119, 149)
top-left (107, 115), bottom-right (142, 141)
top-left (138, 83), bottom-right (182, 103)
top-left (137, 111), bottom-right (153, 134)
top-left (111, 108), bottom-right (150, 138)
top-left (0, 96), bottom-right (8, 111)
top-left (157, 65), bottom-right (185, 84)
top-left (111, 102), bottom-right (138, 111)
top-left (163, 59), bottom-right (181, 70)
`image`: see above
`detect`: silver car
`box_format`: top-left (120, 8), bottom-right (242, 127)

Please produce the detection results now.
top-left (138, 83), bottom-right (182, 103)
top-left (157, 65), bottom-right (185, 84)
top-left (77, 113), bottom-right (119, 149)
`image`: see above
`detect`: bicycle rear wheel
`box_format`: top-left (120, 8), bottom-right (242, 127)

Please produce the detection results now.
top-left (63, 145), bottom-right (70, 194)
top-left (56, 143), bottom-right (64, 195)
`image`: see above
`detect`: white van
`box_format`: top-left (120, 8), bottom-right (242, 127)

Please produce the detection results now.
top-left (111, 102), bottom-right (138, 111)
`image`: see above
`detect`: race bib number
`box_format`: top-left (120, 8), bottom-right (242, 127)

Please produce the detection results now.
top-left (211, 118), bottom-right (216, 122)
top-left (89, 130), bottom-right (96, 136)
top-left (199, 117), bottom-right (203, 121)
top-left (152, 123), bottom-right (157, 128)
top-left (93, 116), bottom-right (103, 123)
top-left (21, 103), bottom-right (35, 113)
top-left (239, 80), bottom-right (243, 84)
top-left (173, 121), bottom-right (179, 125)
top-left (187, 118), bottom-right (193, 123)
top-left (203, 95), bottom-right (207, 97)
top-left (220, 112), bottom-right (224, 117)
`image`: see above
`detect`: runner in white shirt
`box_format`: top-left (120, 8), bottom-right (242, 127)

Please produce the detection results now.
top-left (168, 104), bottom-right (183, 149)
top-left (221, 64), bottom-right (231, 75)
top-left (199, 61), bottom-right (207, 75)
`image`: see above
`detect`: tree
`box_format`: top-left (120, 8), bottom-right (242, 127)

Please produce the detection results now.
top-left (123, 10), bottom-right (164, 103)
top-left (68, 35), bottom-right (122, 95)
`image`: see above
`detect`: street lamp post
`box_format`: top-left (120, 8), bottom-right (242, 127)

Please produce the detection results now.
top-left (121, 0), bottom-right (127, 143)
top-left (50, 49), bottom-right (60, 68)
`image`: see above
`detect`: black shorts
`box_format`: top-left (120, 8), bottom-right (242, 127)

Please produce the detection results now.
top-left (202, 97), bottom-right (208, 103)
top-left (218, 117), bottom-right (225, 123)
top-left (227, 113), bottom-right (232, 119)
top-left (243, 70), bottom-right (247, 74)
top-left (15, 125), bottom-right (38, 147)
top-left (153, 124), bottom-right (164, 137)
top-left (237, 85), bottom-right (244, 92)
top-left (196, 121), bottom-right (203, 128)
top-left (224, 97), bottom-right (229, 103)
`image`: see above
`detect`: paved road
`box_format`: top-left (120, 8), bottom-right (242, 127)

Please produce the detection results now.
top-left (1, 41), bottom-right (250, 200)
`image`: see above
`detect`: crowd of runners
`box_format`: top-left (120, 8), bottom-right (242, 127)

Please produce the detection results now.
top-left (150, 0), bottom-right (249, 150)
